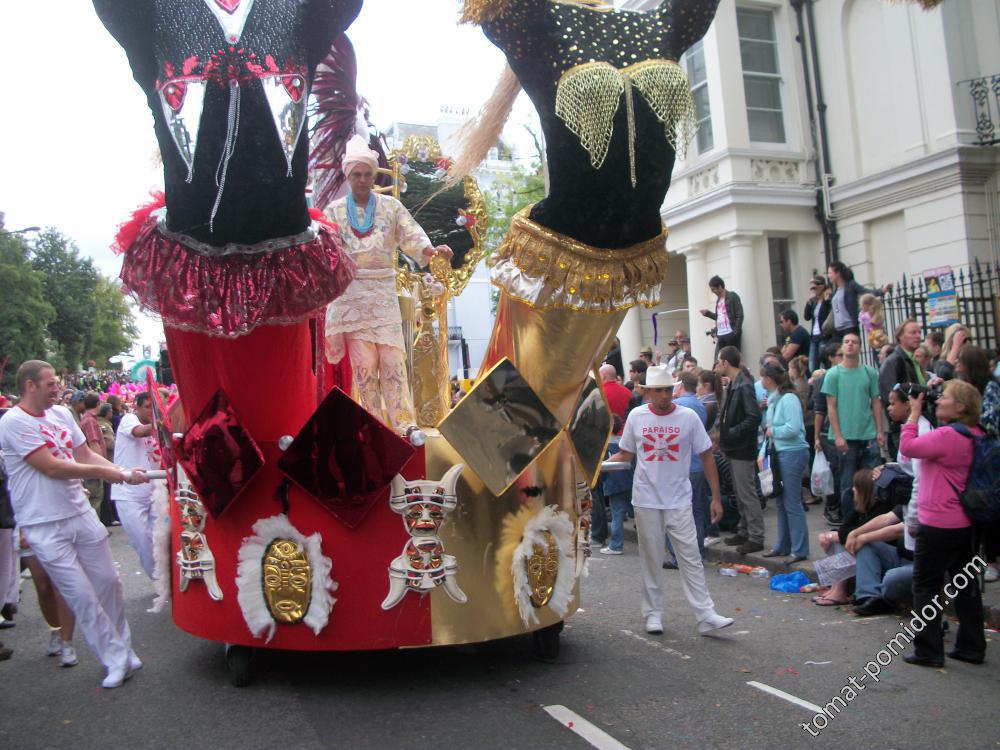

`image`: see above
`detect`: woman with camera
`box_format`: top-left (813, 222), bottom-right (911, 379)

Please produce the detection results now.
top-left (758, 361), bottom-right (810, 563)
top-left (900, 379), bottom-right (986, 667)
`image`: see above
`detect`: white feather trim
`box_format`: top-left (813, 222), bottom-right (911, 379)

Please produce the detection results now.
top-left (510, 505), bottom-right (576, 627)
top-left (147, 479), bottom-right (171, 613)
top-left (235, 514), bottom-right (338, 643)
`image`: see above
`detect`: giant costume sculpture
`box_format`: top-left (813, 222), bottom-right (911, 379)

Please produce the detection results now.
top-left (94, 0), bottom-right (721, 683)
top-left (454, 0), bottom-right (719, 425)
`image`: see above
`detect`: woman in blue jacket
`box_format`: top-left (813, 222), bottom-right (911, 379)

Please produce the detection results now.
top-left (758, 361), bottom-right (811, 562)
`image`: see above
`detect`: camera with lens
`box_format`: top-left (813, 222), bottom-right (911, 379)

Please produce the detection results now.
top-left (904, 382), bottom-right (942, 405)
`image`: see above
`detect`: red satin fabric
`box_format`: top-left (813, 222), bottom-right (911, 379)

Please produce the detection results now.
top-left (120, 215), bottom-right (355, 338)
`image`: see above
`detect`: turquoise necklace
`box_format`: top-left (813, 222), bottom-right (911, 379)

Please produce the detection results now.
top-left (346, 192), bottom-right (376, 238)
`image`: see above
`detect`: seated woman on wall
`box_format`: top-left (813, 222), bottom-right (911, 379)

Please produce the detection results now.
top-left (900, 379), bottom-right (986, 668)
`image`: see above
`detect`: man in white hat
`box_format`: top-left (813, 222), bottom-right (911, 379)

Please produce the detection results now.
top-left (607, 365), bottom-right (734, 636)
top-left (324, 135), bottom-right (452, 433)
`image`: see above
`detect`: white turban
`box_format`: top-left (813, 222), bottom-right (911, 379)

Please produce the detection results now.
top-left (342, 134), bottom-right (379, 177)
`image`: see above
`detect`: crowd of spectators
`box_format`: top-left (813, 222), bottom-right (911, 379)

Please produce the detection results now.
top-left (596, 267), bottom-right (999, 668)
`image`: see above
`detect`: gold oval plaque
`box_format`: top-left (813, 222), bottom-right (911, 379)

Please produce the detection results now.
top-left (262, 539), bottom-right (312, 625)
top-left (526, 531), bottom-right (560, 608)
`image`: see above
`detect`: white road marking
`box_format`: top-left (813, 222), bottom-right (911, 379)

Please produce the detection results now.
top-left (620, 629), bottom-right (691, 660)
top-left (544, 705), bottom-right (632, 750)
top-left (746, 681), bottom-right (823, 714)
top-left (733, 630), bottom-right (751, 635)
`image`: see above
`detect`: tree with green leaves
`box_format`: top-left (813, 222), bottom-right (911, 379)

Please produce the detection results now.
top-left (30, 229), bottom-right (101, 371)
top-left (0, 232), bottom-right (55, 388)
top-left (85, 276), bottom-right (139, 367)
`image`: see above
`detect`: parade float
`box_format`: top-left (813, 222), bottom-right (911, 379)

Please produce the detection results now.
top-left (95, 0), bottom-right (719, 685)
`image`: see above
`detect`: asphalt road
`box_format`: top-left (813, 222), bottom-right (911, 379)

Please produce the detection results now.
top-left (1, 528), bottom-right (998, 750)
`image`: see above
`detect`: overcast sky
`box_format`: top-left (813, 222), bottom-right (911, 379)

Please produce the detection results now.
top-left (0, 1), bottom-right (537, 352)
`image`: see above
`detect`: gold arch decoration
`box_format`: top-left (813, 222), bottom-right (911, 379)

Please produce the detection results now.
top-left (389, 135), bottom-right (489, 298)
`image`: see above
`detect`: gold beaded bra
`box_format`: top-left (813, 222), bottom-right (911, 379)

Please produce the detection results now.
top-left (555, 59), bottom-right (696, 187)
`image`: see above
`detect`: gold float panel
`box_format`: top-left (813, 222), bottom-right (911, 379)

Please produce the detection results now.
top-left (425, 430), bottom-right (580, 646)
top-left (482, 295), bottom-right (627, 427)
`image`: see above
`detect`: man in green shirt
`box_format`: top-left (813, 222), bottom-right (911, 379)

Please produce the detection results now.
top-left (821, 332), bottom-right (886, 521)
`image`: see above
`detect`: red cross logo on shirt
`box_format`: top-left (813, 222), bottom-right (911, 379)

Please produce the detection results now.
top-left (38, 424), bottom-right (73, 460)
top-left (642, 433), bottom-right (680, 462)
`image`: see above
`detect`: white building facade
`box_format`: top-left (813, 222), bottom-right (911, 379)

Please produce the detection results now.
top-left (614, 0), bottom-right (1000, 369)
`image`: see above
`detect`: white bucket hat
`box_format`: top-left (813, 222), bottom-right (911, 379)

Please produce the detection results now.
top-left (644, 365), bottom-right (676, 389)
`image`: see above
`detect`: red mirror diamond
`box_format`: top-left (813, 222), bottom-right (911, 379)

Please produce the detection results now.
top-left (175, 389), bottom-right (264, 519)
top-left (277, 388), bottom-right (415, 528)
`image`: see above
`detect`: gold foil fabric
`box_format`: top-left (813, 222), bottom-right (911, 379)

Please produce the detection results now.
top-left (489, 208), bottom-right (668, 314)
top-left (437, 358), bottom-right (562, 497)
top-left (425, 431), bottom-right (580, 645)
top-left (262, 539), bottom-right (312, 625)
top-left (482, 292), bottom-right (626, 426)
top-left (555, 59), bottom-right (697, 182)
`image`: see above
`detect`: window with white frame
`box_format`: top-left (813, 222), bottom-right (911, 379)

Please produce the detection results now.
top-left (685, 40), bottom-right (714, 154)
top-left (737, 7), bottom-right (786, 144)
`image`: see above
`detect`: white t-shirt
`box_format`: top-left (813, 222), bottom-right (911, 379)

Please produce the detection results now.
top-left (619, 404), bottom-right (713, 510)
top-left (0, 405), bottom-right (91, 526)
top-left (716, 296), bottom-right (732, 336)
top-left (111, 412), bottom-right (159, 503)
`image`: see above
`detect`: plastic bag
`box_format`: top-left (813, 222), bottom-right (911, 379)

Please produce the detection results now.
top-left (769, 571), bottom-right (812, 593)
top-left (811, 451), bottom-right (835, 497)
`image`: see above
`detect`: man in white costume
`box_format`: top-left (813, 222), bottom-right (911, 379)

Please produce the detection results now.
top-left (111, 392), bottom-right (159, 578)
top-left (607, 365), bottom-right (735, 637)
top-left (325, 135), bottom-right (452, 433)
top-left (0, 360), bottom-right (148, 688)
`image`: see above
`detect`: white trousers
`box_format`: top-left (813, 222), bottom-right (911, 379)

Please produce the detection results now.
top-left (0, 528), bottom-right (18, 606)
top-left (634, 506), bottom-right (717, 623)
top-left (117, 500), bottom-right (156, 579)
top-left (21, 512), bottom-right (131, 671)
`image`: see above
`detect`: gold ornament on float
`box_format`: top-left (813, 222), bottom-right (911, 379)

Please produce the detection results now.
top-left (262, 539), bottom-right (312, 625)
top-left (527, 531), bottom-right (559, 608)
top-left (236, 514), bottom-right (337, 643)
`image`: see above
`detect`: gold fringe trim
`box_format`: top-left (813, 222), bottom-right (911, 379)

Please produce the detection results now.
top-left (460, 0), bottom-right (513, 24)
top-left (555, 59), bottom-right (697, 171)
top-left (489, 208), bottom-right (669, 312)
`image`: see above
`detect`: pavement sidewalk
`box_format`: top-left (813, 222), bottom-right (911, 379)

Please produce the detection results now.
top-left (620, 497), bottom-right (1000, 628)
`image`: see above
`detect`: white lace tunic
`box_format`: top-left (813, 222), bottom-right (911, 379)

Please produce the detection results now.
top-left (324, 193), bottom-right (431, 363)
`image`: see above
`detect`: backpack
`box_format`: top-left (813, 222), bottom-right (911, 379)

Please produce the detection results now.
top-left (946, 424), bottom-right (1000, 523)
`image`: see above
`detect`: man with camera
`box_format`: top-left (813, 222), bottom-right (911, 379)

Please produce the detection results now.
top-left (878, 320), bottom-right (925, 458)
top-left (700, 276), bottom-right (743, 358)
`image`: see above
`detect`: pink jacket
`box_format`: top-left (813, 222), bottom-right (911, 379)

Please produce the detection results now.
top-left (899, 421), bottom-right (981, 528)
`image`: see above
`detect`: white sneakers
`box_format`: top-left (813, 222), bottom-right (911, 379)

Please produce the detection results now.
top-left (697, 612), bottom-right (735, 635)
top-left (600, 547), bottom-right (623, 556)
top-left (59, 645), bottom-right (78, 668)
top-left (46, 629), bottom-right (62, 657)
top-left (985, 564), bottom-right (999, 583)
top-left (644, 612), bottom-right (735, 636)
top-left (101, 651), bottom-right (142, 689)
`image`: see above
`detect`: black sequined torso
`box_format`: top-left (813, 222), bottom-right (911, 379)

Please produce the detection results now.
top-left (483, 0), bottom-right (718, 248)
top-left (94, 0), bottom-right (362, 246)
